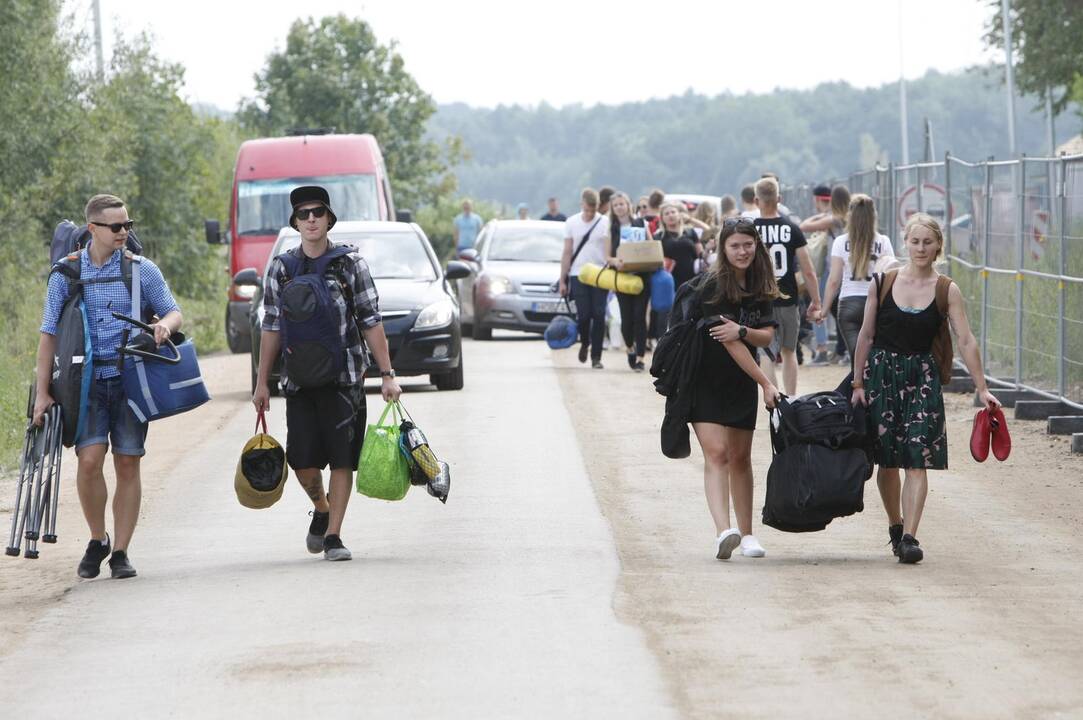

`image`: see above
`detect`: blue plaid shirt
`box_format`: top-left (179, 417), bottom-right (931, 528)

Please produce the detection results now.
top-left (41, 245), bottom-right (180, 379)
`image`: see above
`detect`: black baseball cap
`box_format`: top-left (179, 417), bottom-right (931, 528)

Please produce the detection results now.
top-left (289, 185), bottom-right (337, 230)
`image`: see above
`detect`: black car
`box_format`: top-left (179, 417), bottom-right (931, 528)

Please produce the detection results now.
top-left (233, 221), bottom-right (471, 393)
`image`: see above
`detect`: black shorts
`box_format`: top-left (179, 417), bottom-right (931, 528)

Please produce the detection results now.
top-left (285, 385), bottom-right (367, 471)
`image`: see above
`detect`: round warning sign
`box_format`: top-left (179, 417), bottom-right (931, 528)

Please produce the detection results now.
top-left (896, 182), bottom-right (953, 229)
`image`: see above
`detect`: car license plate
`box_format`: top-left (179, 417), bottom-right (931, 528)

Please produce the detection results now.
top-left (533, 301), bottom-right (568, 314)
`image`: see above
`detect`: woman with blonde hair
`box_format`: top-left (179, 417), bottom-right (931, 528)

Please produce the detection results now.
top-left (818, 193), bottom-right (895, 359)
top-left (656, 200), bottom-right (703, 290)
top-left (851, 213), bottom-right (1000, 564)
top-left (607, 192), bottom-right (652, 370)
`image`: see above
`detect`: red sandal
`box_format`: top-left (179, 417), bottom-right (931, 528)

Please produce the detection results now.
top-left (970, 408), bottom-right (991, 463)
top-left (990, 406), bottom-right (1011, 461)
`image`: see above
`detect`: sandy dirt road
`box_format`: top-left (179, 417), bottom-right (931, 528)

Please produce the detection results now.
top-left (2, 335), bottom-right (1082, 719)
top-left (555, 346), bottom-right (1083, 720)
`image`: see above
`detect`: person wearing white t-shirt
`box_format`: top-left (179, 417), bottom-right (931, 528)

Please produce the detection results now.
top-left (817, 194), bottom-right (896, 359)
top-left (560, 187), bottom-right (612, 368)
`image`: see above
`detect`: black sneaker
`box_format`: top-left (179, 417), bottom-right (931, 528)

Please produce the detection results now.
top-left (77, 535), bottom-right (111, 579)
top-left (627, 352), bottom-right (636, 369)
top-left (108, 550), bottom-right (138, 579)
top-left (897, 534), bottom-right (924, 564)
top-left (634, 360), bottom-right (646, 373)
top-left (592, 360), bottom-right (604, 369)
top-left (889, 524), bottom-right (904, 556)
top-left (323, 533), bottom-right (352, 561)
top-left (307, 509), bottom-right (330, 554)
top-left (578, 344), bottom-right (589, 363)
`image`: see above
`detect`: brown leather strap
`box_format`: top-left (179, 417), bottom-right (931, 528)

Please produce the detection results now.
top-left (934, 274), bottom-right (952, 317)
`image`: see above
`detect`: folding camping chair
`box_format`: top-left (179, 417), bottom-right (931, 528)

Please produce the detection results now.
top-left (6, 386), bottom-right (63, 559)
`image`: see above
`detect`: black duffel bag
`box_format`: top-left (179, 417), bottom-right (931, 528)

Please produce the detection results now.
top-left (762, 382), bottom-right (873, 533)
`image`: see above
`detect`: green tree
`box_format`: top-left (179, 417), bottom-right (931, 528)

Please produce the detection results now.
top-left (239, 14), bottom-right (459, 208)
top-left (984, 0), bottom-right (1083, 114)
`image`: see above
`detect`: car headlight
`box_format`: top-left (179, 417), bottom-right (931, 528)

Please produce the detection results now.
top-left (485, 274), bottom-right (513, 296)
top-left (235, 284), bottom-right (257, 300)
top-left (414, 299), bottom-right (455, 330)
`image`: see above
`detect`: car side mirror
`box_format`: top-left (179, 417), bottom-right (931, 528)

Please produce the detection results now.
top-left (444, 261), bottom-right (471, 280)
top-left (458, 248), bottom-right (478, 263)
top-left (232, 267), bottom-right (260, 287)
top-left (395, 209), bottom-right (413, 223)
top-left (205, 219), bottom-right (224, 244)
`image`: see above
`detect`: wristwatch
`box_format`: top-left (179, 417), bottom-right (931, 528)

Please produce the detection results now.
top-left (737, 326), bottom-right (748, 340)
top-left (380, 369), bottom-right (396, 378)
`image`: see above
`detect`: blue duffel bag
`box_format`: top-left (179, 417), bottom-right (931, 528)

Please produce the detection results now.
top-left (112, 313), bottom-right (211, 423)
top-left (650, 269), bottom-right (675, 312)
top-left (544, 298), bottom-right (578, 349)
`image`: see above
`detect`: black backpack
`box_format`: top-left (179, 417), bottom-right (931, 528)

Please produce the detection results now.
top-left (762, 380), bottom-right (873, 533)
top-left (650, 276), bottom-right (706, 397)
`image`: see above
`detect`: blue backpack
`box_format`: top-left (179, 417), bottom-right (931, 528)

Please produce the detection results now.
top-left (277, 245), bottom-right (355, 388)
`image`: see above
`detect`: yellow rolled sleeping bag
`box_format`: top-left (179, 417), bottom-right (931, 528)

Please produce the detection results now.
top-left (577, 263), bottom-right (644, 295)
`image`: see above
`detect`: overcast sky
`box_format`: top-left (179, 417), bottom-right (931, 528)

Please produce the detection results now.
top-left (74, 0), bottom-right (999, 110)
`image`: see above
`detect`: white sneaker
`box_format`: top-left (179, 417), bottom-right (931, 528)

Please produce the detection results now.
top-left (740, 535), bottom-right (766, 558)
top-left (716, 528), bottom-right (741, 560)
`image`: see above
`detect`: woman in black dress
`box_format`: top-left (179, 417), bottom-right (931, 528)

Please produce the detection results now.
top-left (692, 217), bottom-right (782, 560)
top-left (851, 213), bottom-right (1000, 564)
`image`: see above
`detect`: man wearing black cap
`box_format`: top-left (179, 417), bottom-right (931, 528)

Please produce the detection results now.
top-left (253, 185), bottom-right (401, 561)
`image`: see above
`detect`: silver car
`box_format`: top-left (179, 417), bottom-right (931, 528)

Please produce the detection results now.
top-left (458, 220), bottom-right (571, 340)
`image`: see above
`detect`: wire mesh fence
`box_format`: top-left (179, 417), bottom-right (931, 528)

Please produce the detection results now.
top-left (793, 153), bottom-right (1083, 410)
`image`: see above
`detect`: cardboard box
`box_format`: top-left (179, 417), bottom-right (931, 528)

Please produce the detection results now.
top-left (617, 240), bottom-right (664, 272)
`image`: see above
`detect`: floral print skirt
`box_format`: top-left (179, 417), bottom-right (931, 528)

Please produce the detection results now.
top-left (864, 348), bottom-right (947, 470)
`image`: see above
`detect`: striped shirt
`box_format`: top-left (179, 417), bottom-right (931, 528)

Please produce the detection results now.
top-left (41, 246), bottom-right (180, 380)
top-left (261, 243), bottom-right (382, 390)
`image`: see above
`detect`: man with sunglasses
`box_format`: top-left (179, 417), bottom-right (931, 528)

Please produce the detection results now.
top-left (33, 194), bottom-right (183, 580)
top-left (253, 185), bottom-right (401, 562)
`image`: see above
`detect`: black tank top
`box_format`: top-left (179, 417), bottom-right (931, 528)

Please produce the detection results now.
top-left (872, 287), bottom-right (942, 354)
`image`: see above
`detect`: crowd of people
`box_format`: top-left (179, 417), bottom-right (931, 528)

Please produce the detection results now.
top-left (36, 178), bottom-right (1001, 580)
top-left (542, 176), bottom-right (1001, 565)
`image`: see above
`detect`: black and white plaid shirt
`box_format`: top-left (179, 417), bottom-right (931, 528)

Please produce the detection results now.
top-left (261, 243), bottom-right (382, 390)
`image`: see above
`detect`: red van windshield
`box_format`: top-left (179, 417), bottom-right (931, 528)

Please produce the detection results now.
top-left (237, 174), bottom-right (379, 235)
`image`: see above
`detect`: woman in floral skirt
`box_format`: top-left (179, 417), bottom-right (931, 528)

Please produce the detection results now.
top-left (850, 213), bottom-right (1000, 564)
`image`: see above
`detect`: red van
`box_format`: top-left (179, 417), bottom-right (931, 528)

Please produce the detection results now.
top-left (206, 131), bottom-right (402, 352)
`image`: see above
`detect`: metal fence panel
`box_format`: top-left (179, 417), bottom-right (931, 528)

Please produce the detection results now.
top-left (820, 152), bottom-right (1083, 410)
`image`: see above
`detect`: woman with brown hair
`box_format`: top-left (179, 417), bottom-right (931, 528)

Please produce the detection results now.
top-left (818, 193), bottom-right (895, 359)
top-left (851, 213), bottom-right (1000, 564)
top-left (691, 217), bottom-right (782, 560)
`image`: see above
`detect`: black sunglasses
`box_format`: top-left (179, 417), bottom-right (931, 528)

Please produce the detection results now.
top-left (90, 220), bottom-right (134, 233)
top-left (294, 206), bottom-right (328, 221)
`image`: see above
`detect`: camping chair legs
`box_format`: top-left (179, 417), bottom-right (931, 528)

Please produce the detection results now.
top-left (5, 416), bottom-right (36, 557)
top-left (5, 404), bottom-right (63, 560)
top-left (43, 409), bottom-right (63, 543)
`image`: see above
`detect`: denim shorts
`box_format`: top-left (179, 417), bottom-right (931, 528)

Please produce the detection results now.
top-left (76, 376), bottom-right (148, 456)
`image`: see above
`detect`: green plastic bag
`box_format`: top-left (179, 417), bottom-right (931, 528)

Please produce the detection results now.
top-left (356, 401), bottom-right (410, 501)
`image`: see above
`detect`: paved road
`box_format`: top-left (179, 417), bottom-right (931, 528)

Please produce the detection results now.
top-left (0, 338), bottom-right (677, 718)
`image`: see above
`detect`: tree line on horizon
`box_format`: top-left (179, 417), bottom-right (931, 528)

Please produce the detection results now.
top-left (430, 66), bottom-right (1077, 216)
